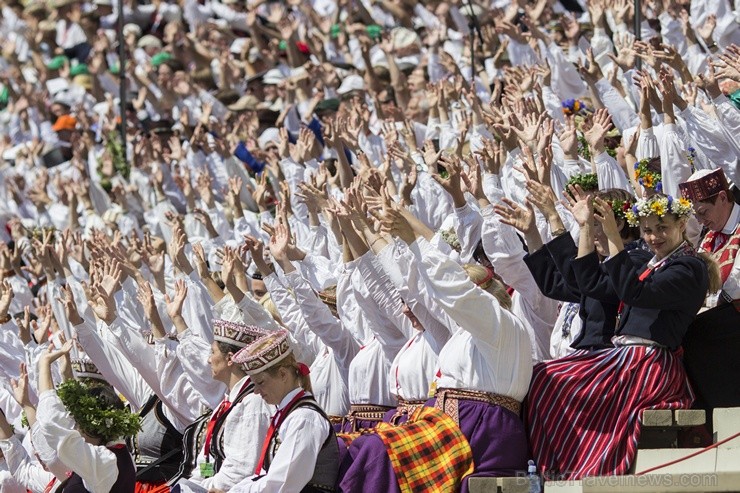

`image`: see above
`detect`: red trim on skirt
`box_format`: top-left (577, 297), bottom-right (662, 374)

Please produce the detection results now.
top-left (525, 346), bottom-right (694, 480)
top-left (135, 482), bottom-right (170, 493)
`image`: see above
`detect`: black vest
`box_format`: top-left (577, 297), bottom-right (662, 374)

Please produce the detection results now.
top-left (60, 445), bottom-right (135, 493)
top-left (172, 380), bottom-right (255, 484)
top-left (263, 396), bottom-right (339, 493)
top-left (129, 394), bottom-right (184, 484)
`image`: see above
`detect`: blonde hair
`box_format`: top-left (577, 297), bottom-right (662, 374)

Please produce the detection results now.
top-left (698, 251), bottom-right (723, 295)
top-left (259, 293), bottom-right (282, 324)
top-left (462, 264), bottom-right (512, 311)
top-left (264, 353), bottom-right (313, 394)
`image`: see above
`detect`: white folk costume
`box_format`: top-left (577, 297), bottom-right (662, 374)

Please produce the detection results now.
top-left (35, 383), bottom-right (138, 493)
top-left (178, 320), bottom-right (272, 492)
top-left (231, 330), bottom-right (339, 493)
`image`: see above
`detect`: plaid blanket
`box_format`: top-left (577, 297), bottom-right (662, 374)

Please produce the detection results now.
top-left (337, 431), bottom-right (362, 449)
top-left (375, 407), bottom-right (474, 493)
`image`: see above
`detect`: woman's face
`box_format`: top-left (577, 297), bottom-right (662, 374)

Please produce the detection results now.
top-left (640, 214), bottom-right (686, 258)
top-left (593, 219), bottom-right (609, 257)
top-left (252, 367), bottom-right (295, 406)
top-left (208, 342), bottom-right (232, 382)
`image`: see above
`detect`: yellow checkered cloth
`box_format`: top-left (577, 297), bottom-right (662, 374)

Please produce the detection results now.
top-left (374, 406), bottom-right (474, 493)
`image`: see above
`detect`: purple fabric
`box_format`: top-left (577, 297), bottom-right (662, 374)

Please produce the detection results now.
top-left (437, 398), bottom-right (528, 491)
top-left (337, 399), bottom-right (528, 493)
top-left (339, 434), bottom-right (400, 493)
top-left (339, 418), bottom-right (383, 433)
top-left (382, 407), bottom-right (411, 425)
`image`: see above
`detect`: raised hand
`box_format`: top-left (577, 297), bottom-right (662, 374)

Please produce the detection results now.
top-left (58, 285), bottom-right (84, 326)
top-left (0, 279), bottom-right (13, 319)
top-left (494, 198), bottom-right (538, 235)
top-left (593, 196), bottom-right (621, 242)
top-left (558, 115), bottom-right (579, 159)
top-left (563, 184), bottom-right (594, 227)
top-left (583, 108), bottom-right (614, 154)
top-left (165, 279), bottom-right (188, 322)
top-left (10, 362), bottom-right (32, 407)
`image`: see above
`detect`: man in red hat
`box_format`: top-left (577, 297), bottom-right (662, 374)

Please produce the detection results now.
top-left (679, 168), bottom-right (740, 306)
top-left (679, 168), bottom-right (740, 412)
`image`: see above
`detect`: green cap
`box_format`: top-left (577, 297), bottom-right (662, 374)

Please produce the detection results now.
top-left (366, 24), bottom-right (382, 40)
top-left (151, 52), bottom-right (173, 67)
top-left (109, 63), bottom-right (120, 75)
top-left (278, 40), bottom-right (287, 51)
top-left (315, 98), bottom-right (340, 113)
top-left (46, 55), bottom-right (68, 71)
top-left (330, 24), bottom-right (341, 39)
top-left (69, 64), bottom-right (89, 77)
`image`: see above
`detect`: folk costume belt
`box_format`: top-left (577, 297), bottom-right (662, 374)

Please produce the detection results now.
top-left (388, 399), bottom-right (427, 425)
top-left (343, 404), bottom-right (395, 432)
top-left (434, 388), bottom-right (521, 423)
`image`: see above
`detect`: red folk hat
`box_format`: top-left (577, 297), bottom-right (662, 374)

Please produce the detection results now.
top-left (679, 168), bottom-right (730, 203)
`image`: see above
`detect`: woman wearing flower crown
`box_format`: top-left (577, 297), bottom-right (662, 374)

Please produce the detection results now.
top-left (526, 188), bottom-right (721, 480)
top-left (35, 341), bottom-right (139, 493)
top-left (224, 330), bottom-right (339, 493)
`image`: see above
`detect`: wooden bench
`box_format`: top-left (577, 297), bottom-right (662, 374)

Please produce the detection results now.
top-left (638, 409), bottom-right (706, 449)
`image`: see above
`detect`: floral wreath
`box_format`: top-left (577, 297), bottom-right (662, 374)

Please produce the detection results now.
top-left (686, 147), bottom-right (697, 174)
top-left (633, 159), bottom-right (662, 192)
top-left (625, 195), bottom-right (693, 227)
top-left (608, 198), bottom-right (633, 220)
top-left (564, 173), bottom-right (598, 198)
top-left (562, 99), bottom-right (588, 116)
top-left (57, 380), bottom-right (141, 443)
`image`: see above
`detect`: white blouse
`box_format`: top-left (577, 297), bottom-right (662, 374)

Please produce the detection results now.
top-left (390, 238), bottom-right (533, 401)
top-left (36, 391), bottom-right (121, 493)
top-left (230, 388), bottom-right (330, 493)
top-left (189, 376), bottom-right (273, 492)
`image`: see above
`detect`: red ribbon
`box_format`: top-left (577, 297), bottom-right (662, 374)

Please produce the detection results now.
top-left (254, 390), bottom-right (306, 474)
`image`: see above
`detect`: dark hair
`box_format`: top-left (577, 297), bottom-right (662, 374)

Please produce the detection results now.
top-left (595, 188), bottom-right (640, 241)
top-left (88, 384), bottom-right (126, 412)
top-left (216, 341), bottom-right (242, 357)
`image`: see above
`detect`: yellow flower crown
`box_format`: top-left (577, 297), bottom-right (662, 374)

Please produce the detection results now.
top-left (624, 195), bottom-right (693, 227)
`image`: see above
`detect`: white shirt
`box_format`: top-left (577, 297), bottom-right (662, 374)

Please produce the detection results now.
top-left (230, 388), bottom-right (330, 493)
top-left (36, 391), bottom-right (121, 493)
top-left (404, 238), bottom-right (533, 401)
top-left (0, 435), bottom-right (55, 493)
top-left (189, 376), bottom-right (272, 492)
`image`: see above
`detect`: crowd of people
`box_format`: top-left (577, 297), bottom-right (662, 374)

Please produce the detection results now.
top-left (1, 0), bottom-right (740, 491)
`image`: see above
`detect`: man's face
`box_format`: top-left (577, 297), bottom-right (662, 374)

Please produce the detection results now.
top-left (251, 279), bottom-right (267, 299)
top-left (694, 192), bottom-right (734, 232)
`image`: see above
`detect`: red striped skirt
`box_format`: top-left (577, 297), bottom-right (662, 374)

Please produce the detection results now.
top-left (525, 346), bottom-right (694, 480)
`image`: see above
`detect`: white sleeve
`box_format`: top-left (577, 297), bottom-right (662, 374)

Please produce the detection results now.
top-left (680, 105), bottom-right (737, 173)
top-left (411, 237), bottom-right (528, 354)
top-left (637, 126), bottom-right (660, 160)
top-left (355, 252), bottom-right (415, 341)
top-left (375, 240), bottom-right (454, 349)
top-left (263, 273), bottom-right (324, 364)
top-left (36, 391), bottom-right (119, 493)
top-left (153, 338), bottom-right (206, 429)
top-left (198, 395), bottom-right (271, 492)
top-left (231, 408), bottom-right (329, 493)
top-left (658, 123), bottom-right (692, 197)
top-left (181, 271), bottom-right (216, 345)
top-left (454, 202), bottom-right (484, 264)
top-left (73, 317), bottom-right (152, 410)
top-left (594, 151), bottom-right (631, 191)
top-left (0, 436), bottom-right (55, 493)
top-left (175, 329), bottom-right (227, 410)
top-left (234, 292), bottom-right (281, 331)
top-left (284, 271), bottom-right (360, 371)
top-left (594, 79), bottom-right (640, 132)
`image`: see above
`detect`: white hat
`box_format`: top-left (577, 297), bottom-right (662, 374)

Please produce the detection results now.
top-left (262, 68), bottom-right (285, 85)
top-left (123, 23), bottom-right (142, 38)
top-left (258, 127), bottom-right (280, 150)
top-left (137, 34), bottom-right (162, 49)
top-left (337, 74), bottom-right (365, 95)
top-left (230, 38), bottom-right (248, 55)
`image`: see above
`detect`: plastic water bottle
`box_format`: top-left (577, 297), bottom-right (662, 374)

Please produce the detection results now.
top-left (528, 460), bottom-right (542, 493)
